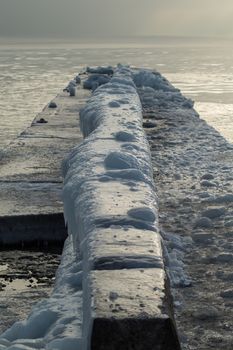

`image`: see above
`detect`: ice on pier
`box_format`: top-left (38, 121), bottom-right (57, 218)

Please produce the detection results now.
top-left (75, 75), bottom-right (81, 84)
top-left (133, 69), bottom-right (177, 92)
top-left (83, 74), bottom-right (110, 90)
top-left (86, 66), bottom-right (114, 75)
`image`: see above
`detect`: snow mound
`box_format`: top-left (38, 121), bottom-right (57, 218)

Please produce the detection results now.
top-left (133, 69), bottom-right (176, 92)
top-left (83, 74), bottom-right (110, 90)
top-left (86, 66), bottom-right (113, 75)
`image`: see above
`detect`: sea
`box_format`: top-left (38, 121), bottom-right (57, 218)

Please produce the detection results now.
top-left (0, 36), bottom-right (233, 149)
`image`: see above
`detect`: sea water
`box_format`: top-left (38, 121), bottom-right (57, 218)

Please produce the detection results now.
top-left (0, 36), bottom-right (232, 149)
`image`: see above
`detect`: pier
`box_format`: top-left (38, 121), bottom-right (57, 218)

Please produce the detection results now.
top-left (0, 65), bottom-right (232, 350)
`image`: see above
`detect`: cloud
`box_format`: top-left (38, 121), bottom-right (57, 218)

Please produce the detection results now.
top-left (144, 0), bottom-right (233, 37)
top-left (0, 0), bottom-right (233, 38)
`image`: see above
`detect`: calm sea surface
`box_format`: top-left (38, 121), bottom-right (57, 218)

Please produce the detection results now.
top-left (0, 36), bottom-right (233, 149)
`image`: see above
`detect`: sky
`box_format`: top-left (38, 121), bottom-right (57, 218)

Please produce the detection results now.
top-left (0, 0), bottom-right (233, 39)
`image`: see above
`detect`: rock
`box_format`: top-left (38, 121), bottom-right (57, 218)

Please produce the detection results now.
top-left (201, 173), bottom-right (214, 180)
top-left (222, 242), bottom-right (233, 250)
top-left (48, 101), bottom-right (57, 108)
top-left (212, 194), bottom-right (233, 204)
top-left (225, 220), bottom-right (233, 227)
top-left (226, 176), bottom-right (233, 181)
top-left (75, 75), bottom-right (81, 84)
top-left (174, 174), bottom-right (181, 180)
top-left (194, 217), bottom-right (213, 229)
top-left (192, 306), bottom-right (220, 320)
top-left (143, 121), bottom-right (157, 128)
top-left (198, 192), bottom-right (210, 198)
top-left (204, 331), bottom-right (224, 344)
top-left (182, 99), bottom-right (194, 108)
top-left (36, 118), bottom-right (48, 124)
top-left (217, 272), bottom-right (233, 281)
top-left (224, 231), bottom-right (233, 238)
top-left (201, 207), bottom-right (226, 219)
top-left (220, 289), bottom-right (233, 298)
top-left (69, 85), bottom-right (76, 97)
top-left (214, 253), bottom-right (233, 263)
top-left (192, 231), bottom-right (214, 244)
top-left (200, 180), bottom-right (216, 187)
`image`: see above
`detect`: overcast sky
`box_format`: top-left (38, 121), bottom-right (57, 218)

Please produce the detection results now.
top-left (0, 0), bottom-right (233, 38)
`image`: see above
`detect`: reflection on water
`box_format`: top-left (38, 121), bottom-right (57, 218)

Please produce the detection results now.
top-left (0, 36), bottom-right (233, 149)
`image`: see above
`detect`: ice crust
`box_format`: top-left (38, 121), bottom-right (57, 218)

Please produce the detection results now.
top-left (0, 66), bottom-right (169, 349)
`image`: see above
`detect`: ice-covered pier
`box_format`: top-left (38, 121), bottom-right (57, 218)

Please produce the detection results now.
top-left (2, 64), bottom-right (232, 350)
top-left (0, 66), bottom-right (183, 349)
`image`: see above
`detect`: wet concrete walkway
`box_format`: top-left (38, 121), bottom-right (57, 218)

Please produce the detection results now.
top-left (0, 83), bottom-right (90, 245)
top-left (0, 79), bottom-right (90, 333)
